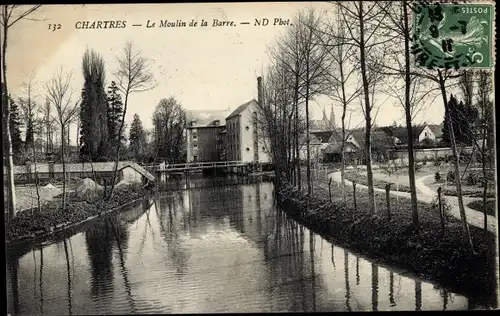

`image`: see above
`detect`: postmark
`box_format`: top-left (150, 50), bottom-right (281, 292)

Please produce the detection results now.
top-left (412, 2), bottom-right (494, 69)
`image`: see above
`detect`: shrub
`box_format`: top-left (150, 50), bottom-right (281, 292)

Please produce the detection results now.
top-left (429, 195), bottom-right (452, 218)
top-left (435, 172), bottom-right (441, 182)
top-left (446, 170), bottom-right (456, 183)
top-left (466, 173), bottom-right (478, 185)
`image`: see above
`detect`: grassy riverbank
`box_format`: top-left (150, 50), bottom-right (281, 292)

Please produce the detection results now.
top-left (6, 184), bottom-right (150, 243)
top-left (467, 200), bottom-right (496, 217)
top-left (344, 170), bottom-right (412, 193)
top-left (277, 178), bottom-right (497, 307)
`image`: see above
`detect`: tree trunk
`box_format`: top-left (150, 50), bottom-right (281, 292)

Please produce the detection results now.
top-left (60, 125), bottom-right (67, 210)
top-left (31, 136), bottom-right (42, 213)
top-left (403, 2), bottom-right (420, 230)
top-left (294, 80), bottom-right (301, 191)
top-left (358, 3), bottom-right (376, 213)
top-left (438, 70), bottom-right (474, 253)
top-left (481, 103), bottom-right (488, 239)
top-left (339, 44), bottom-right (348, 207)
top-left (305, 50), bottom-right (312, 196)
top-left (108, 91), bottom-right (129, 200)
top-left (2, 22), bottom-right (17, 219)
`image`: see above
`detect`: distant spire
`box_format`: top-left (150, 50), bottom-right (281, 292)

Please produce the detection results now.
top-left (329, 104), bottom-right (336, 129)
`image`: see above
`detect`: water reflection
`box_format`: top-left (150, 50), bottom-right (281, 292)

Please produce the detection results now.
top-left (85, 221), bottom-right (114, 299)
top-left (6, 178), bottom-right (486, 314)
top-left (344, 250), bottom-right (352, 312)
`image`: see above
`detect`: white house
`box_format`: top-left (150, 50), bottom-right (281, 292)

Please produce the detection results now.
top-left (225, 77), bottom-right (270, 164)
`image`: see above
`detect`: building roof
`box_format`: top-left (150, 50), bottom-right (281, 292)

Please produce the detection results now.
top-left (299, 133), bottom-right (322, 146)
top-left (378, 125), bottom-right (427, 143)
top-left (311, 131), bottom-right (334, 143)
top-left (185, 109), bottom-right (230, 127)
top-left (226, 99), bottom-right (258, 120)
top-left (7, 161), bottom-right (155, 181)
top-left (351, 129), bottom-right (394, 149)
top-left (323, 141), bottom-right (358, 154)
top-left (427, 124), bottom-right (443, 138)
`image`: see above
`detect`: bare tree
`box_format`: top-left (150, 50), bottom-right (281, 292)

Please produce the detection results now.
top-left (437, 69), bottom-right (474, 253)
top-left (18, 73), bottom-right (44, 155)
top-left (42, 97), bottom-right (56, 155)
top-left (337, 1), bottom-right (392, 214)
top-left (18, 72), bottom-right (43, 213)
top-left (298, 8), bottom-right (334, 196)
top-left (315, 6), bottom-right (364, 206)
top-left (44, 67), bottom-right (79, 211)
top-left (375, 0), bottom-right (441, 229)
top-left (152, 97), bottom-right (186, 163)
top-left (108, 41), bottom-right (155, 199)
top-left (1, 4), bottom-right (42, 219)
top-left (466, 70), bottom-right (493, 238)
top-left (255, 60), bottom-right (299, 186)
top-left (268, 11), bottom-right (308, 189)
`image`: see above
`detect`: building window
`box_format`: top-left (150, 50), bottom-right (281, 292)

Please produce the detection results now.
top-left (262, 147), bottom-right (266, 151)
top-left (246, 147), bottom-right (250, 152)
top-left (193, 135), bottom-right (198, 140)
top-left (245, 126), bottom-right (249, 131)
top-left (193, 144), bottom-right (198, 148)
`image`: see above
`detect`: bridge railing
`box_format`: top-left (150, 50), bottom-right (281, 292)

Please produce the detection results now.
top-left (151, 160), bottom-right (244, 171)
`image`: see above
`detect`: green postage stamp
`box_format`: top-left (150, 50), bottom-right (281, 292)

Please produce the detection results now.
top-left (413, 2), bottom-right (495, 69)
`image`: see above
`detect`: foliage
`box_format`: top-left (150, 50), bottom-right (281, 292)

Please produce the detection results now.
top-left (446, 170), bottom-right (456, 183)
top-left (106, 81), bottom-right (125, 156)
top-left (79, 48), bottom-right (108, 162)
top-left (466, 173), bottom-right (478, 186)
top-left (129, 113), bottom-right (147, 160)
top-left (151, 97), bottom-right (186, 163)
top-left (429, 195), bottom-right (452, 219)
top-left (441, 94), bottom-right (478, 146)
top-left (434, 172), bottom-right (441, 182)
top-left (5, 95), bottom-right (24, 159)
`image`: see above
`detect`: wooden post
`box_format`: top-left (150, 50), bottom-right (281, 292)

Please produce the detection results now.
top-left (328, 178), bottom-right (332, 202)
top-left (437, 187), bottom-right (445, 234)
top-left (385, 183), bottom-right (391, 221)
top-left (353, 181), bottom-right (357, 212)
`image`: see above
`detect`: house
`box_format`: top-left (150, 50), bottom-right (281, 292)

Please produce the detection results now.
top-left (349, 129), bottom-right (395, 162)
top-left (322, 130), bottom-right (359, 163)
top-left (185, 110), bottom-right (229, 162)
top-left (298, 133), bottom-right (327, 162)
top-left (427, 124), bottom-right (444, 144)
top-left (225, 77), bottom-right (270, 164)
top-left (379, 123), bottom-right (442, 148)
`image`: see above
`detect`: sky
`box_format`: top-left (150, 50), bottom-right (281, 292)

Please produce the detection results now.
top-left (6, 3), bottom-right (449, 146)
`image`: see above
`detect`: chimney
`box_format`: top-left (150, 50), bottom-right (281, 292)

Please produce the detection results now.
top-left (257, 76), bottom-right (263, 105)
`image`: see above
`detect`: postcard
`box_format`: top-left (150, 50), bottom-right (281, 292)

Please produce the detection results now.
top-left (2, 2), bottom-right (497, 314)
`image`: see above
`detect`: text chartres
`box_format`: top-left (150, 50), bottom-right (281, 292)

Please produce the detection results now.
top-left (75, 20), bottom-right (127, 29)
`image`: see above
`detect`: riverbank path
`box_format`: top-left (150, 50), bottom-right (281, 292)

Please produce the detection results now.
top-left (328, 171), bottom-right (496, 233)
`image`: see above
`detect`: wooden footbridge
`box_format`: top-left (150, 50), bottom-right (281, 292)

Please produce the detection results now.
top-left (145, 160), bottom-right (248, 173)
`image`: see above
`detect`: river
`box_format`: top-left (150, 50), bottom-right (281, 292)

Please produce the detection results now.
top-left (6, 176), bottom-right (482, 314)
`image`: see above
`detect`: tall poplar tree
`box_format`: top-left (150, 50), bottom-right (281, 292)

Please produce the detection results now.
top-left (79, 48), bottom-right (108, 161)
top-left (107, 81), bottom-right (124, 157)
